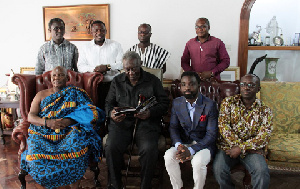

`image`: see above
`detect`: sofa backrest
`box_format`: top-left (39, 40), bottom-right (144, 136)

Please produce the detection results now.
top-left (12, 70), bottom-right (103, 122)
top-left (142, 67), bottom-right (163, 83)
top-left (260, 81), bottom-right (300, 134)
top-left (35, 70), bottom-right (85, 92)
top-left (171, 78), bottom-right (240, 109)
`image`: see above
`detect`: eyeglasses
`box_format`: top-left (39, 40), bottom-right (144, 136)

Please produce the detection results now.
top-left (51, 27), bottom-right (65, 31)
top-left (124, 67), bottom-right (139, 73)
top-left (240, 82), bottom-right (256, 88)
top-left (195, 25), bottom-right (208, 30)
top-left (93, 29), bottom-right (106, 33)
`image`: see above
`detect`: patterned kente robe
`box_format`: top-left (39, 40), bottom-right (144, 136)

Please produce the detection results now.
top-left (20, 86), bottom-right (105, 188)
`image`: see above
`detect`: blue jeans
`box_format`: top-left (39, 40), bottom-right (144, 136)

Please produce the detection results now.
top-left (213, 149), bottom-right (270, 189)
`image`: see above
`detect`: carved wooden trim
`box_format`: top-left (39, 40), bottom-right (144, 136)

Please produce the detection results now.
top-left (238, 0), bottom-right (256, 77)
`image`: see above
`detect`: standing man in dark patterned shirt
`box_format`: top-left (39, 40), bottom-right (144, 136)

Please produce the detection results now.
top-left (181, 18), bottom-right (230, 80)
top-left (213, 74), bottom-right (273, 189)
top-left (128, 23), bottom-right (170, 73)
top-left (35, 18), bottom-right (78, 75)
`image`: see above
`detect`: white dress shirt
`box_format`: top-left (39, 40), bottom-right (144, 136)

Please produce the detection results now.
top-left (78, 39), bottom-right (123, 82)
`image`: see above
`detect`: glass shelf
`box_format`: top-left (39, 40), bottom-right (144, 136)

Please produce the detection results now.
top-left (248, 46), bottom-right (300, 50)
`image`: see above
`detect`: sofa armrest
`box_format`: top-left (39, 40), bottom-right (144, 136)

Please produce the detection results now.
top-left (82, 72), bottom-right (103, 106)
top-left (12, 74), bottom-right (36, 122)
top-left (12, 121), bottom-right (30, 143)
top-left (12, 121), bottom-right (30, 158)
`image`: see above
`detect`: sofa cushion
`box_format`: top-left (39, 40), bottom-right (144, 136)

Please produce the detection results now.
top-left (260, 82), bottom-right (300, 134)
top-left (268, 134), bottom-right (300, 163)
top-left (268, 160), bottom-right (300, 170)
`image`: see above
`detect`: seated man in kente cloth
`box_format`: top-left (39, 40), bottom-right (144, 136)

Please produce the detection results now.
top-left (20, 66), bottom-right (105, 188)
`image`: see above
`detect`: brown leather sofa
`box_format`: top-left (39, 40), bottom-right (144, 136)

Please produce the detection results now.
top-left (11, 70), bottom-right (103, 188)
top-left (171, 78), bottom-right (240, 108)
top-left (170, 78), bottom-right (251, 188)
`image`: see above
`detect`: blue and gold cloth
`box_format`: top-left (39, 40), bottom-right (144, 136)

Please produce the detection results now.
top-left (20, 86), bottom-right (105, 188)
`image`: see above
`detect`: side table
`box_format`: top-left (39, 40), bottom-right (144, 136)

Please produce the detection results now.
top-left (0, 100), bottom-right (19, 144)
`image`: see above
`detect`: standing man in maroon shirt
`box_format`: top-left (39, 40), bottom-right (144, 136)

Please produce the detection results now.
top-left (181, 18), bottom-right (230, 80)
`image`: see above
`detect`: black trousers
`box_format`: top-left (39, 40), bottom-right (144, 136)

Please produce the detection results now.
top-left (98, 82), bottom-right (111, 110)
top-left (105, 126), bottom-right (159, 189)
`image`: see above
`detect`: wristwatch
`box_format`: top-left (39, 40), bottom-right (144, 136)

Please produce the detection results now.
top-left (106, 64), bottom-right (111, 71)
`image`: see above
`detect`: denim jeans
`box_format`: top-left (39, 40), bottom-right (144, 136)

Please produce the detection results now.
top-left (213, 149), bottom-right (270, 189)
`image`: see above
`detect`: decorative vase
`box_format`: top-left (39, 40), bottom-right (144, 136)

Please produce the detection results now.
top-left (263, 58), bottom-right (279, 81)
top-left (3, 112), bottom-right (13, 129)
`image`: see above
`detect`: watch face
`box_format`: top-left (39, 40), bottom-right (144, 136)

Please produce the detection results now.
top-left (268, 62), bottom-right (276, 74)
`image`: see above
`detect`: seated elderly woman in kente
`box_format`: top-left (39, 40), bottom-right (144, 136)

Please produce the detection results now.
top-left (20, 66), bottom-right (105, 188)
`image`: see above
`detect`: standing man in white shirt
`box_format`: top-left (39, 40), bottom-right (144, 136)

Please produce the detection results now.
top-left (78, 20), bottom-right (123, 82)
top-left (78, 20), bottom-right (123, 109)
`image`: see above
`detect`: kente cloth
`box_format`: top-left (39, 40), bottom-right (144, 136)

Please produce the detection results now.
top-left (20, 86), bottom-right (105, 188)
top-left (128, 43), bottom-right (170, 69)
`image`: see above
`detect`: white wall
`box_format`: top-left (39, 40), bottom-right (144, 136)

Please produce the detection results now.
top-left (0, 0), bottom-right (244, 87)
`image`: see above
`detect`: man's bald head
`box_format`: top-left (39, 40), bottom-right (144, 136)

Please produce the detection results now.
top-left (52, 66), bottom-right (67, 75)
top-left (51, 66), bottom-right (68, 89)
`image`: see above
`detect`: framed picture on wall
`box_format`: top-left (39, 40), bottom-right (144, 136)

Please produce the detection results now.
top-left (43, 4), bottom-right (110, 41)
top-left (20, 67), bottom-right (35, 74)
top-left (220, 66), bottom-right (240, 81)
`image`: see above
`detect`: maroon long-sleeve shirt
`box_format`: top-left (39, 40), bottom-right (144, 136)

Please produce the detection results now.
top-left (181, 35), bottom-right (230, 80)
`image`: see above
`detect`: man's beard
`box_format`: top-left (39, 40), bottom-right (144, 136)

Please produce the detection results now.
top-left (183, 92), bottom-right (197, 99)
